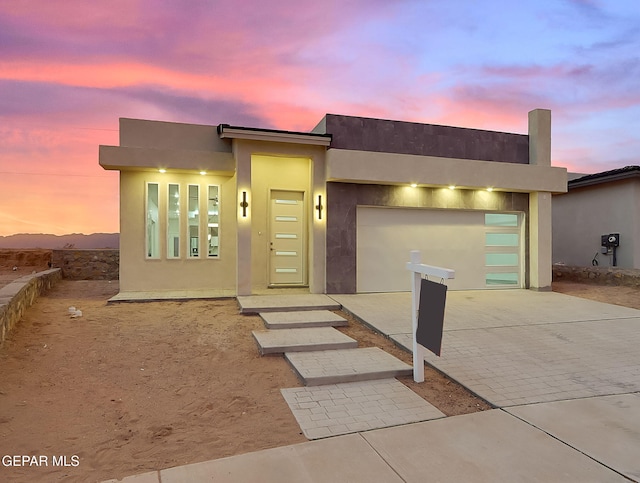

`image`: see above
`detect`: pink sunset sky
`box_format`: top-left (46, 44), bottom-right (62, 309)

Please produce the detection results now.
top-left (0, 0), bottom-right (639, 236)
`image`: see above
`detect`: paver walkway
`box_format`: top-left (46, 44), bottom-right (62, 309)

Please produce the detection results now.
top-left (249, 299), bottom-right (435, 441)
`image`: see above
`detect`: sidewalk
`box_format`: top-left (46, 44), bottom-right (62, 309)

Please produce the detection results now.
top-left (106, 400), bottom-right (637, 482)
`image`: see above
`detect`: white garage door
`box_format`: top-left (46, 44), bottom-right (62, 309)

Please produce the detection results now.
top-left (356, 207), bottom-right (523, 292)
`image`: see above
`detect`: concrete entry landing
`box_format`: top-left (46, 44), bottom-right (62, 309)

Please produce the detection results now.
top-left (238, 294), bottom-right (340, 314)
top-left (285, 347), bottom-right (412, 386)
top-left (260, 310), bottom-right (348, 329)
top-left (252, 327), bottom-right (357, 355)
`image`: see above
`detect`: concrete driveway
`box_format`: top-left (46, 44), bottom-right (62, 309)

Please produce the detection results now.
top-left (331, 290), bottom-right (640, 407)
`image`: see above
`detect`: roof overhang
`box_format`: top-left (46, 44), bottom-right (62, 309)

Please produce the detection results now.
top-left (568, 166), bottom-right (640, 189)
top-left (326, 149), bottom-right (568, 193)
top-left (217, 124), bottom-right (332, 146)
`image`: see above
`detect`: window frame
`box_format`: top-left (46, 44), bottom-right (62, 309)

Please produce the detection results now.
top-left (207, 184), bottom-right (220, 258)
top-left (167, 183), bottom-right (181, 259)
top-left (187, 184), bottom-right (200, 258)
top-left (145, 182), bottom-right (160, 259)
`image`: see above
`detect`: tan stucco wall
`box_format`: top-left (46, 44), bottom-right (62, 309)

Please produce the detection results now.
top-left (119, 118), bottom-right (231, 152)
top-left (250, 155), bottom-right (311, 289)
top-left (100, 119), bottom-right (234, 173)
top-left (325, 150), bottom-right (567, 194)
top-left (118, 171), bottom-right (237, 292)
top-left (529, 192), bottom-right (553, 289)
top-left (232, 140), bottom-right (327, 294)
top-left (553, 180), bottom-right (640, 269)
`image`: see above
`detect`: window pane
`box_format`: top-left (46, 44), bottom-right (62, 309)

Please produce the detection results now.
top-left (485, 213), bottom-right (518, 227)
top-left (146, 183), bottom-right (159, 258)
top-left (208, 186), bottom-right (219, 257)
top-left (485, 233), bottom-right (519, 247)
top-left (188, 185), bottom-right (199, 257)
top-left (486, 273), bottom-right (519, 286)
top-left (485, 253), bottom-right (519, 266)
top-left (168, 184), bottom-right (180, 258)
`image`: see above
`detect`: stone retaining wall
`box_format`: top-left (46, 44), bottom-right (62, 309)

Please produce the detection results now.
top-left (51, 249), bottom-right (119, 280)
top-left (0, 268), bottom-right (61, 346)
top-left (553, 264), bottom-right (640, 288)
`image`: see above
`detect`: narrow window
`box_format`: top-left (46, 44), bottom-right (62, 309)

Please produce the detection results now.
top-left (485, 233), bottom-right (519, 247)
top-left (485, 253), bottom-right (519, 267)
top-left (486, 273), bottom-right (519, 286)
top-left (207, 185), bottom-right (219, 257)
top-left (188, 185), bottom-right (200, 257)
top-left (485, 213), bottom-right (518, 227)
top-left (167, 184), bottom-right (180, 258)
top-left (146, 183), bottom-right (159, 258)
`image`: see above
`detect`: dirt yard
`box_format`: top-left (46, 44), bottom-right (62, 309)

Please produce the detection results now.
top-left (0, 278), bottom-right (637, 482)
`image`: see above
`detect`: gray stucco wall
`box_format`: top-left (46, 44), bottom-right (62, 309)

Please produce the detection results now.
top-left (552, 179), bottom-right (640, 269)
top-left (315, 114), bottom-right (529, 164)
top-left (326, 183), bottom-right (530, 293)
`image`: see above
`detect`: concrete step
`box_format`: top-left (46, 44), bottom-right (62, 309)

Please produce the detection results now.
top-left (285, 347), bottom-right (413, 386)
top-left (238, 294), bottom-right (340, 314)
top-left (252, 327), bottom-right (357, 355)
top-left (260, 310), bottom-right (348, 329)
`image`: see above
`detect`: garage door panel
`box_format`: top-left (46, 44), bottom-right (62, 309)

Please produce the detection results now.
top-left (356, 207), bottom-right (520, 292)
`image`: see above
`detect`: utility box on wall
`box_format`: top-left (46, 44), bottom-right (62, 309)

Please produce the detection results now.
top-left (601, 233), bottom-right (620, 249)
top-left (600, 233), bottom-right (621, 266)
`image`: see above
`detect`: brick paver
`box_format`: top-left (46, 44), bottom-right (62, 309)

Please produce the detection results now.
top-left (281, 378), bottom-right (444, 439)
top-left (336, 291), bottom-right (640, 408)
top-left (421, 318), bottom-right (640, 407)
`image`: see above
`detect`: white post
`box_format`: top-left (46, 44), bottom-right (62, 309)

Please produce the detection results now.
top-left (410, 250), bottom-right (425, 382)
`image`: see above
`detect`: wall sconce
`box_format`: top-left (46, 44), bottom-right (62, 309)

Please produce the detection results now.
top-left (240, 190), bottom-right (248, 217)
top-left (315, 195), bottom-right (323, 220)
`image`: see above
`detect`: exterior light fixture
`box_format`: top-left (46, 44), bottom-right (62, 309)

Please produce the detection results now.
top-left (240, 190), bottom-right (248, 217)
top-left (410, 183), bottom-right (418, 188)
top-left (448, 185), bottom-right (456, 190)
top-left (199, 171), bottom-right (207, 175)
top-left (159, 169), bottom-right (167, 173)
top-left (486, 187), bottom-right (494, 192)
top-left (315, 195), bottom-right (324, 220)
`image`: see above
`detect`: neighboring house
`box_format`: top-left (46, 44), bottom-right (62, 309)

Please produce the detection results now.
top-left (99, 109), bottom-right (566, 296)
top-left (553, 166), bottom-right (640, 269)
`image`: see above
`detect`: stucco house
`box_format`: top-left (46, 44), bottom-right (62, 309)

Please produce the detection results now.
top-left (553, 166), bottom-right (640, 269)
top-left (99, 109), bottom-right (566, 297)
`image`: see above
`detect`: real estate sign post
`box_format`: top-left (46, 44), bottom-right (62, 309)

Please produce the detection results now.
top-left (406, 250), bottom-right (455, 383)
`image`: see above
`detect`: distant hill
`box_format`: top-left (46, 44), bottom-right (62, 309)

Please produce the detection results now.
top-left (0, 233), bottom-right (119, 249)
